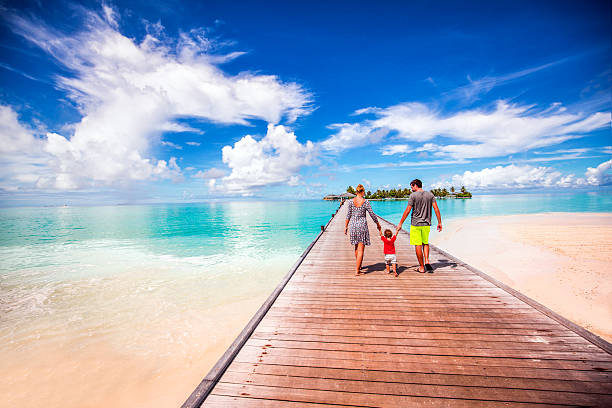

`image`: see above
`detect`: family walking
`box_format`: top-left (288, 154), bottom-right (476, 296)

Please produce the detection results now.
top-left (344, 179), bottom-right (442, 275)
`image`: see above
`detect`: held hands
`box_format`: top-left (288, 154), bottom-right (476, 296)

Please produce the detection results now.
top-left (377, 223), bottom-right (382, 231)
top-left (344, 227), bottom-right (348, 235)
top-left (437, 224), bottom-right (443, 232)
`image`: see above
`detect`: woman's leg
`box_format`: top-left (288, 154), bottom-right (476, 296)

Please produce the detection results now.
top-left (355, 242), bottom-right (365, 275)
top-left (354, 244), bottom-right (358, 260)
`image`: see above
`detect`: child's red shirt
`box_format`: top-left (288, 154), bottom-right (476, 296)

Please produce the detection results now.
top-left (381, 235), bottom-right (396, 254)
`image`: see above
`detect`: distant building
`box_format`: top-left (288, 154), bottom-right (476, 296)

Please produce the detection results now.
top-left (323, 192), bottom-right (356, 201)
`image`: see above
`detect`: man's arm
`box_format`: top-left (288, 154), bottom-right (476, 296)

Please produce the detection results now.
top-left (432, 201), bottom-right (442, 232)
top-left (396, 204), bottom-right (412, 232)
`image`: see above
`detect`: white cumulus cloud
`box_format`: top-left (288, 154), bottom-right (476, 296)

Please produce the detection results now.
top-left (432, 159), bottom-right (612, 190)
top-left (212, 124), bottom-right (316, 195)
top-left (4, 5), bottom-right (312, 191)
top-left (584, 159), bottom-right (612, 186)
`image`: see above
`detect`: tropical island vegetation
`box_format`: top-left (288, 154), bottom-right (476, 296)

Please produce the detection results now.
top-left (430, 186), bottom-right (473, 198)
top-left (337, 185), bottom-right (472, 199)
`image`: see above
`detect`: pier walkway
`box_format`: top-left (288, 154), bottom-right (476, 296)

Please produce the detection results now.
top-left (185, 202), bottom-right (612, 407)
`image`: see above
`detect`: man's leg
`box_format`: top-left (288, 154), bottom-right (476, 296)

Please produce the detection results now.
top-left (410, 225), bottom-right (426, 273)
top-left (423, 244), bottom-right (430, 265)
top-left (414, 245), bottom-right (425, 272)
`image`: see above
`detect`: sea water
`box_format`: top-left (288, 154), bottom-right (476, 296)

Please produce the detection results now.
top-left (1, 192), bottom-right (610, 407)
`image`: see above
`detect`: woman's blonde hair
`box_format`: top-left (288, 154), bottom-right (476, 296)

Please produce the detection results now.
top-left (356, 184), bottom-right (365, 193)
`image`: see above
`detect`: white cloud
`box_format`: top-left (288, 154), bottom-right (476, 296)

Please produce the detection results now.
top-left (584, 159), bottom-right (612, 186)
top-left (193, 167), bottom-right (226, 179)
top-left (432, 159), bottom-right (612, 190)
top-left (161, 141), bottom-right (182, 149)
top-left (322, 100), bottom-right (608, 160)
top-left (446, 58), bottom-right (568, 103)
top-left (320, 123), bottom-right (386, 153)
top-left (213, 124), bottom-right (316, 195)
top-left (4, 5), bottom-right (312, 191)
top-left (432, 164), bottom-right (570, 189)
top-left (381, 145), bottom-right (412, 156)
top-left (186, 141), bottom-right (201, 146)
top-left (0, 105), bottom-right (40, 154)
top-left (0, 106), bottom-right (50, 191)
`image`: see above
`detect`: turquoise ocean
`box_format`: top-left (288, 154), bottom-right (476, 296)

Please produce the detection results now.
top-left (0, 192), bottom-right (610, 407)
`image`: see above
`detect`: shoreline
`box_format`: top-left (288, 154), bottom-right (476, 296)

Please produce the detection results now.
top-left (429, 212), bottom-right (612, 343)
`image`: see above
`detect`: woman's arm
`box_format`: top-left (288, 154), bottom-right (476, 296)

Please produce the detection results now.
top-left (344, 202), bottom-right (352, 235)
top-left (365, 201), bottom-right (381, 230)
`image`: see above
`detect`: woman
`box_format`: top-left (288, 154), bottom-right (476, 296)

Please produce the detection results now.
top-left (344, 184), bottom-right (381, 275)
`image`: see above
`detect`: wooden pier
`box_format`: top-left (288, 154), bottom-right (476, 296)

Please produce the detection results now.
top-left (184, 202), bottom-right (612, 407)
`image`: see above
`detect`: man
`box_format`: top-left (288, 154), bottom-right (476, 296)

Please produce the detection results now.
top-left (397, 179), bottom-right (442, 273)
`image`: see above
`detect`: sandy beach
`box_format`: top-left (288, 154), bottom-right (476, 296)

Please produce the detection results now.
top-left (430, 212), bottom-right (612, 343)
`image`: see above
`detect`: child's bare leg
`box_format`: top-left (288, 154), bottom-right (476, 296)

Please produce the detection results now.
top-left (393, 263), bottom-right (398, 277)
top-left (386, 262), bottom-right (390, 273)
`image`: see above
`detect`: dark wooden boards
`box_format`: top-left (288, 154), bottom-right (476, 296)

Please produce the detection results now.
top-left (191, 201), bottom-right (612, 407)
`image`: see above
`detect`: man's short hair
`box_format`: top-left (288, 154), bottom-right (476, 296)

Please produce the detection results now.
top-left (410, 179), bottom-right (422, 188)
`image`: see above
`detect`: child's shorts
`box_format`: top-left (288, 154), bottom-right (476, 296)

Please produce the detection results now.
top-left (384, 254), bottom-right (397, 264)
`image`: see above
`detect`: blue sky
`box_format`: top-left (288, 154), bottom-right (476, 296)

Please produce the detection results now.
top-left (0, 0), bottom-right (610, 205)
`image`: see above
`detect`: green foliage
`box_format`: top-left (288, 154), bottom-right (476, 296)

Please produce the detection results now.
top-left (432, 186), bottom-right (471, 198)
top-left (365, 188), bottom-right (411, 199)
top-left (430, 188), bottom-right (448, 197)
top-left (346, 185), bottom-right (356, 194)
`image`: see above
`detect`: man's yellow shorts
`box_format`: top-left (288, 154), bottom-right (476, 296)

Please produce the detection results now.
top-left (410, 225), bottom-right (430, 245)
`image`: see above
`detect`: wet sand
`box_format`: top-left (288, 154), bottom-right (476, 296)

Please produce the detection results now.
top-left (430, 212), bottom-right (612, 343)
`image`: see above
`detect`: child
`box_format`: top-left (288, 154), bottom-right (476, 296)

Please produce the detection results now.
top-left (380, 228), bottom-right (398, 277)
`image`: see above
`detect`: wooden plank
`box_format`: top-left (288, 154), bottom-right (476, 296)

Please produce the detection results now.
top-left (218, 371), bottom-right (612, 405)
top-left (226, 361), bottom-right (612, 394)
top-left (238, 343), bottom-right (612, 371)
top-left (245, 337), bottom-right (612, 362)
top-left (203, 394), bottom-right (351, 407)
top-left (230, 351), bottom-right (612, 382)
top-left (209, 383), bottom-right (578, 407)
top-left (250, 332), bottom-right (603, 353)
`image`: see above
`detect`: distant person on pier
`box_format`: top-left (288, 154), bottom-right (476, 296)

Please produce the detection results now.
top-left (397, 179), bottom-right (442, 273)
top-left (345, 184), bottom-right (382, 275)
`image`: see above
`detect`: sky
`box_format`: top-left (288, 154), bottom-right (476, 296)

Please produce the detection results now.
top-left (0, 0), bottom-right (610, 205)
